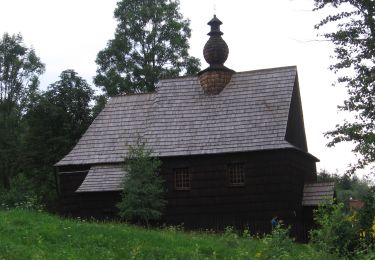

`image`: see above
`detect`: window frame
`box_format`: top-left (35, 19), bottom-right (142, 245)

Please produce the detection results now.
top-left (227, 163), bottom-right (245, 187)
top-left (174, 167), bottom-right (191, 190)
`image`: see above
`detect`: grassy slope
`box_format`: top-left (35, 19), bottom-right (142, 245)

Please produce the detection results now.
top-left (0, 209), bottom-right (336, 259)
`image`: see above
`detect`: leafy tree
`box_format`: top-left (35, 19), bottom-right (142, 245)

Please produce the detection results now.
top-left (21, 69), bottom-right (94, 206)
top-left (44, 69), bottom-right (94, 146)
top-left (0, 33), bottom-right (44, 190)
top-left (313, 0), bottom-right (375, 173)
top-left (95, 0), bottom-right (200, 96)
top-left (117, 139), bottom-right (166, 227)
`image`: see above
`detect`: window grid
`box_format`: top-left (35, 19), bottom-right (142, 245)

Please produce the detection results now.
top-left (174, 168), bottom-right (190, 190)
top-left (228, 163), bottom-right (245, 186)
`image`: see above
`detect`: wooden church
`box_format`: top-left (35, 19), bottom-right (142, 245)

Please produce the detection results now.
top-left (56, 16), bottom-right (334, 235)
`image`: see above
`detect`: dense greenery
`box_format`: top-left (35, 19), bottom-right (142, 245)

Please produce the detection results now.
top-left (95, 0), bottom-right (200, 96)
top-left (313, 0), bottom-right (375, 173)
top-left (0, 33), bottom-right (45, 190)
top-left (0, 33), bottom-right (94, 209)
top-left (314, 172), bottom-right (375, 258)
top-left (0, 209), bottom-right (338, 259)
top-left (20, 70), bottom-right (94, 207)
top-left (310, 200), bottom-right (375, 258)
top-left (117, 140), bottom-right (166, 226)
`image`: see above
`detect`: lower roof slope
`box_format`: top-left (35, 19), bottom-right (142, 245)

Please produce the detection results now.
top-left (302, 182), bottom-right (336, 206)
top-left (77, 165), bottom-right (126, 192)
top-left (57, 66), bottom-right (301, 166)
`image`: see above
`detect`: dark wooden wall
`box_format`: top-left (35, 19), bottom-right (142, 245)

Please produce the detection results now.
top-left (56, 164), bottom-right (121, 218)
top-left (57, 148), bottom-right (317, 230)
top-left (161, 149), bottom-right (316, 229)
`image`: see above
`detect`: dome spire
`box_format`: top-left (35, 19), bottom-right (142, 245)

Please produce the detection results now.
top-left (207, 15), bottom-right (223, 36)
top-left (198, 15), bottom-right (234, 95)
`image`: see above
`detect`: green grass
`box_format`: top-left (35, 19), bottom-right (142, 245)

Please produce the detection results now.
top-left (0, 209), bottom-right (337, 259)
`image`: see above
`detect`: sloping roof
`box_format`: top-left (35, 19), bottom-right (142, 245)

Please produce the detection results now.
top-left (302, 182), bottom-right (335, 206)
top-left (76, 165), bottom-right (126, 192)
top-left (56, 66), bottom-right (301, 166)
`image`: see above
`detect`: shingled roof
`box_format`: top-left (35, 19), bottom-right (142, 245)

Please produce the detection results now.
top-left (302, 182), bottom-right (336, 206)
top-left (56, 66), bottom-right (305, 166)
top-left (76, 165), bottom-right (126, 192)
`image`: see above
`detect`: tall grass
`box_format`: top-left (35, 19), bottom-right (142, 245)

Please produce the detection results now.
top-left (0, 209), bottom-right (337, 259)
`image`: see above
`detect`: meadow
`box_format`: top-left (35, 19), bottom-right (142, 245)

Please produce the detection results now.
top-left (0, 209), bottom-right (338, 259)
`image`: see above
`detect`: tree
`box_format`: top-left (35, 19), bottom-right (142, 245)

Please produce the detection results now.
top-left (0, 33), bottom-right (44, 189)
top-left (117, 139), bottom-right (166, 227)
top-left (44, 69), bottom-right (94, 147)
top-left (95, 0), bottom-right (200, 96)
top-left (21, 69), bottom-right (94, 206)
top-left (313, 0), bottom-right (375, 173)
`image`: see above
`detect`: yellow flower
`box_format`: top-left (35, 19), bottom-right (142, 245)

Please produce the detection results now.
top-left (255, 251), bottom-right (262, 259)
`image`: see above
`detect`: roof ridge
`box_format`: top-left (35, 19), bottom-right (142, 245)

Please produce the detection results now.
top-left (55, 66), bottom-right (305, 166)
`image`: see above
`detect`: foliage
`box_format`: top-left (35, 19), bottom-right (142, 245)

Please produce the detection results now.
top-left (310, 201), bottom-right (363, 257)
top-left (0, 35), bottom-right (94, 210)
top-left (254, 225), bottom-right (295, 259)
top-left (44, 69), bottom-right (94, 146)
top-left (356, 188), bottom-right (375, 246)
top-left (313, 0), bottom-right (375, 173)
top-left (0, 33), bottom-right (44, 190)
top-left (0, 174), bottom-right (43, 210)
top-left (0, 209), bottom-right (338, 259)
top-left (95, 0), bottom-right (200, 96)
top-left (21, 69), bottom-right (94, 207)
top-left (0, 33), bottom-right (45, 112)
top-left (23, 69), bottom-right (94, 162)
top-left (117, 140), bottom-right (166, 227)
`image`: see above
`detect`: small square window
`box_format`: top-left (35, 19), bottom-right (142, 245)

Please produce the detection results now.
top-left (227, 163), bottom-right (245, 186)
top-left (174, 168), bottom-right (190, 190)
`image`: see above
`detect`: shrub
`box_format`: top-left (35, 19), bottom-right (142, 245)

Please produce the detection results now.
top-left (117, 139), bottom-right (166, 227)
top-left (254, 224), bottom-right (294, 259)
top-left (0, 174), bottom-right (43, 210)
top-left (310, 201), bottom-right (360, 257)
top-left (357, 189), bottom-right (375, 246)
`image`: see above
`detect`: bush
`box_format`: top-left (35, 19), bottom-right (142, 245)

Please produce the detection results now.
top-left (357, 189), bottom-right (375, 246)
top-left (254, 224), bottom-right (294, 259)
top-left (117, 140), bottom-right (166, 227)
top-left (0, 174), bottom-right (43, 210)
top-left (310, 201), bottom-right (361, 257)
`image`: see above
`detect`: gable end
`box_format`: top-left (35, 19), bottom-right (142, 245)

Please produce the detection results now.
top-left (285, 76), bottom-right (308, 152)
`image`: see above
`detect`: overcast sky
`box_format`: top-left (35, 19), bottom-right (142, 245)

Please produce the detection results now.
top-left (0, 0), bottom-right (364, 176)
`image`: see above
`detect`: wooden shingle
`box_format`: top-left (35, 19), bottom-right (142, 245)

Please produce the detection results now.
top-left (302, 182), bottom-right (335, 206)
top-left (76, 165), bottom-right (126, 192)
top-left (56, 66), bottom-right (301, 166)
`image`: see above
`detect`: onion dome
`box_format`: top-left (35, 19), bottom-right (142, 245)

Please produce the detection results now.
top-left (203, 15), bottom-right (229, 68)
top-left (198, 15), bottom-right (234, 95)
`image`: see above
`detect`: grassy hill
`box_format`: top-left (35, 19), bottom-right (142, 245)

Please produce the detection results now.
top-left (0, 209), bottom-right (336, 259)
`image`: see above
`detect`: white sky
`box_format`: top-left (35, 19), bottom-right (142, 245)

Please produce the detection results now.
top-left (0, 0), bottom-right (365, 176)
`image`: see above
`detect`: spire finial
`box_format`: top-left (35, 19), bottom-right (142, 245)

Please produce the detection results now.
top-left (207, 15), bottom-right (223, 36)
